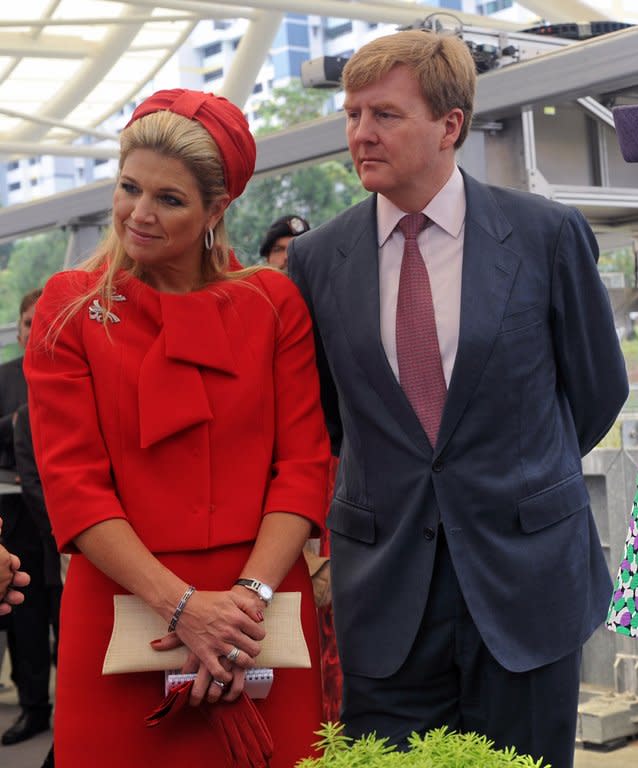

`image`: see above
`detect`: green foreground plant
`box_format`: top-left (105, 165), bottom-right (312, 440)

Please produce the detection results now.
top-left (296, 722), bottom-right (551, 768)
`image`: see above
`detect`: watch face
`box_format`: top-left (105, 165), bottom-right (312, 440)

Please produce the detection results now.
top-left (235, 578), bottom-right (273, 603)
top-left (259, 584), bottom-right (273, 602)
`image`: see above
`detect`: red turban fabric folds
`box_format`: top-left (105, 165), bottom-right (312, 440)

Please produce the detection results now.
top-left (125, 89), bottom-right (257, 200)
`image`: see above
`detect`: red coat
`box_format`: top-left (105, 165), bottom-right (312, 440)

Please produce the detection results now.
top-left (25, 267), bottom-right (330, 554)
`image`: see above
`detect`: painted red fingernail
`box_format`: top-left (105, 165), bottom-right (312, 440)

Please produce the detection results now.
top-left (257, 611), bottom-right (264, 621)
top-left (150, 639), bottom-right (163, 646)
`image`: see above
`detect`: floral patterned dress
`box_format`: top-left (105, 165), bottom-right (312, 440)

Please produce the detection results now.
top-left (606, 487), bottom-right (638, 637)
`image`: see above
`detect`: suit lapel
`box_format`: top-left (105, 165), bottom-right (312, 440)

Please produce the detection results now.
top-left (436, 173), bottom-right (519, 451)
top-left (329, 176), bottom-right (521, 455)
top-left (330, 197), bottom-right (432, 453)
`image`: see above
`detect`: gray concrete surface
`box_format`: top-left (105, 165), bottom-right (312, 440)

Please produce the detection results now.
top-left (0, 692), bottom-right (52, 768)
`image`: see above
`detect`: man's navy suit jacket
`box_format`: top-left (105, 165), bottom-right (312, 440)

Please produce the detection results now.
top-left (288, 170), bottom-right (628, 679)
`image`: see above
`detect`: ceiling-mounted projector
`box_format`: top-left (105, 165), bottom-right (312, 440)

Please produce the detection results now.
top-left (301, 56), bottom-right (348, 89)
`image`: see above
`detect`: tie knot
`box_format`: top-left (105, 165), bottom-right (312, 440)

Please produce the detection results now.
top-left (397, 213), bottom-right (428, 240)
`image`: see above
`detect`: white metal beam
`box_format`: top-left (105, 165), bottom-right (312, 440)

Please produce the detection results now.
top-left (219, 11), bottom-right (283, 108)
top-left (0, 108), bottom-right (117, 141)
top-left (0, 142), bottom-right (117, 158)
top-left (576, 97), bottom-right (615, 129)
top-left (8, 7), bottom-right (200, 143)
top-left (8, 6), bottom-right (145, 144)
top-left (103, 0), bottom-right (256, 20)
top-left (0, 15), bottom-right (197, 28)
top-left (0, 33), bottom-right (92, 57)
top-left (176, 0), bottom-right (529, 31)
top-left (516, 0), bottom-right (611, 22)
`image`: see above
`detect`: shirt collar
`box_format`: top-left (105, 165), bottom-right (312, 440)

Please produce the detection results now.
top-left (377, 165), bottom-right (466, 246)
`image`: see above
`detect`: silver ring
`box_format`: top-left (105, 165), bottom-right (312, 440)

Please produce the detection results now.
top-left (226, 646), bottom-right (240, 663)
top-left (211, 679), bottom-right (226, 689)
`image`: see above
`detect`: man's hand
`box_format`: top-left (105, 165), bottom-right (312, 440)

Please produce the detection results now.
top-left (0, 546), bottom-right (30, 616)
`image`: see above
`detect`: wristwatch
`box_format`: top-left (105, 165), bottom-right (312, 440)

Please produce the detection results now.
top-left (234, 578), bottom-right (274, 606)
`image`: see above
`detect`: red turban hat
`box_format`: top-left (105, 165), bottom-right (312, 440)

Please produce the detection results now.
top-left (125, 89), bottom-right (256, 200)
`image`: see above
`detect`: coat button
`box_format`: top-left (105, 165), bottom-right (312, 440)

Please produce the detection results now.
top-left (432, 460), bottom-right (444, 473)
top-left (423, 527), bottom-right (436, 541)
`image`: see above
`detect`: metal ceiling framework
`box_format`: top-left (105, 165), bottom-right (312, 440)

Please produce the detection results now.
top-left (0, 2), bottom-right (636, 236)
top-left (1, 22), bottom-right (636, 240)
top-left (0, 1), bottom-right (624, 160)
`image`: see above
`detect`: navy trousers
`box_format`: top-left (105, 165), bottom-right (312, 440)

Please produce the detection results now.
top-left (341, 529), bottom-right (581, 768)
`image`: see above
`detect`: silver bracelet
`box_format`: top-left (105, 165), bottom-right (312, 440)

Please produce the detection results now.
top-left (168, 585), bottom-right (196, 633)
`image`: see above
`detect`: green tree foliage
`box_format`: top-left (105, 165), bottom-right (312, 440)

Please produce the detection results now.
top-left (255, 80), bottom-right (331, 130)
top-left (226, 80), bottom-right (368, 264)
top-left (599, 245), bottom-right (636, 289)
top-left (0, 229), bottom-right (68, 323)
top-left (0, 229), bottom-right (68, 360)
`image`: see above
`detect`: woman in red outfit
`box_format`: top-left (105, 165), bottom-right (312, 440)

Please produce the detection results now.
top-left (24, 89), bottom-right (330, 767)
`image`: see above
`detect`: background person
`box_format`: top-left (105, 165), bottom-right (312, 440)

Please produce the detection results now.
top-left (606, 102), bottom-right (638, 639)
top-left (24, 88), bottom-right (330, 768)
top-left (288, 30), bottom-right (628, 768)
top-left (13, 403), bottom-right (62, 768)
top-left (259, 214), bottom-right (310, 272)
top-left (12, 404), bottom-right (62, 657)
top-left (0, 288), bottom-right (55, 748)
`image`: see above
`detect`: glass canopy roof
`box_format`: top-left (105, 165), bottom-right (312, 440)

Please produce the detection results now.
top-left (0, 0), bottom-right (634, 160)
top-left (0, 1), bottom-right (199, 151)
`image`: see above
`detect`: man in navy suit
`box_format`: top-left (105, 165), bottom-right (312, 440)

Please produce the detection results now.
top-left (288, 30), bottom-right (628, 768)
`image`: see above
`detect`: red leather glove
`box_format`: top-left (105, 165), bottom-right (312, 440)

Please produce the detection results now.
top-left (144, 679), bottom-right (194, 727)
top-left (145, 683), bottom-right (273, 767)
top-left (199, 693), bottom-right (273, 768)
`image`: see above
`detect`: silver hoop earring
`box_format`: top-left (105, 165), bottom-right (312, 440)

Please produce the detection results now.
top-left (204, 227), bottom-right (215, 251)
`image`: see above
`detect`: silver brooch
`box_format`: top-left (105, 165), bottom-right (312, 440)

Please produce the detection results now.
top-left (88, 292), bottom-right (126, 324)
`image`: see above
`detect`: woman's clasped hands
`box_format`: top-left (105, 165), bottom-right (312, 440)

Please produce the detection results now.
top-left (150, 586), bottom-right (267, 706)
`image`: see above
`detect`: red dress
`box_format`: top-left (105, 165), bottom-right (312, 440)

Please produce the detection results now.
top-left (25, 268), bottom-right (330, 767)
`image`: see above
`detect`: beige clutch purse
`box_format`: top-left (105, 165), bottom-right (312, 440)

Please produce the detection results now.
top-left (102, 592), bottom-right (311, 675)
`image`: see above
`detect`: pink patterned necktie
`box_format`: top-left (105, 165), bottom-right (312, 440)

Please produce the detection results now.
top-left (395, 213), bottom-right (447, 446)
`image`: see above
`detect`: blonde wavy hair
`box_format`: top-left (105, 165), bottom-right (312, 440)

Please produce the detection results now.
top-left (52, 110), bottom-right (263, 338)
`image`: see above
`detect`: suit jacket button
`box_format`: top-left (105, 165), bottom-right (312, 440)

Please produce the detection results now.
top-left (423, 527), bottom-right (436, 541)
top-left (432, 460), bottom-right (443, 473)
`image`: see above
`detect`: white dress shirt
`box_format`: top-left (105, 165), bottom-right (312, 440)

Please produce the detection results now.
top-left (377, 166), bottom-right (466, 387)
